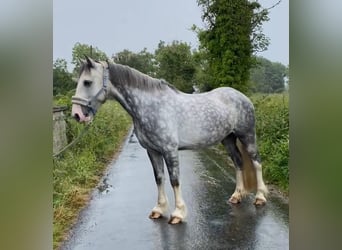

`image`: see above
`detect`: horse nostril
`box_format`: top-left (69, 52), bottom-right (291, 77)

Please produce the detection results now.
top-left (74, 113), bottom-right (80, 122)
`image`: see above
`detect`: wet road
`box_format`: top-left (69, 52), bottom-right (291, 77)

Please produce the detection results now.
top-left (62, 133), bottom-right (288, 250)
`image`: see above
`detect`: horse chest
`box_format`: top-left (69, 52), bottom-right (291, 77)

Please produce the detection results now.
top-left (133, 127), bottom-right (151, 149)
top-left (133, 122), bottom-right (174, 151)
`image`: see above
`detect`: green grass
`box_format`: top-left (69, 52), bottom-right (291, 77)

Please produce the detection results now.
top-left (53, 97), bottom-right (131, 249)
top-left (251, 93), bottom-right (289, 192)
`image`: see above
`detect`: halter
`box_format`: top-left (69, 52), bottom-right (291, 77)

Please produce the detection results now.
top-left (72, 63), bottom-right (109, 115)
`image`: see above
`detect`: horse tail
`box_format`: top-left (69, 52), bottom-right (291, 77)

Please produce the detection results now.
top-left (236, 139), bottom-right (257, 193)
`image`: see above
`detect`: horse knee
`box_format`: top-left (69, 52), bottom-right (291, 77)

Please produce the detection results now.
top-left (170, 177), bottom-right (180, 187)
top-left (163, 151), bottom-right (180, 187)
top-left (155, 175), bottom-right (163, 185)
top-left (168, 166), bottom-right (180, 187)
top-left (167, 168), bottom-right (180, 187)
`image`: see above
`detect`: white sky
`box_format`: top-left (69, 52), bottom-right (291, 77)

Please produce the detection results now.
top-left (53, 0), bottom-right (288, 71)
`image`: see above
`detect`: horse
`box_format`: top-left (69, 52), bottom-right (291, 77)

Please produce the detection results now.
top-left (71, 56), bottom-right (268, 224)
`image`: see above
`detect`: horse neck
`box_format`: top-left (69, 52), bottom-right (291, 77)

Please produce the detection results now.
top-left (107, 83), bottom-right (135, 117)
top-left (107, 73), bottom-right (149, 119)
top-left (107, 64), bottom-right (178, 120)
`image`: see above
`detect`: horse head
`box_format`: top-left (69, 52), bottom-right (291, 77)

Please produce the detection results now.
top-left (71, 56), bottom-right (109, 123)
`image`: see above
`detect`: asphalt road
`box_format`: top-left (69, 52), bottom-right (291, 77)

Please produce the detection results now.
top-left (61, 133), bottom-right (289, 250)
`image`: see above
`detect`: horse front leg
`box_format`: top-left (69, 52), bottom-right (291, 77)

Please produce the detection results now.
top-left (147, 149), bottom-right (168, 219)
top-left (163, 151), bottom-right (187, 224)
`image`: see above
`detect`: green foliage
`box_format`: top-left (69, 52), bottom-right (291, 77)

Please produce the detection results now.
top-left (155, 41), bottom-right (196, 93)
top-left (53, 58), bottom-right (75, 96)
top-left (250, 56), bottom-right (287, 93)
top-left (112, 48), bottom-right (156, 76)
top-left (71, 42), bottom-right (108, 75)
top-left (195, 0), bottom-right (269, 93)
top-left (53, 98), bottom-right (131, 249)
top-left (192, 48), bottom-right (213, 92)
top-left (252, 93), bottom-right (289, 191)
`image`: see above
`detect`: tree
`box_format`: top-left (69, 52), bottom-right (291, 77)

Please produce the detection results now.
top-left (195, 0), bottom-right (270, 93)
top-left (155, 41), bottom-right (196, 93)
top-left (71, 43), bottom-right (108, 75)
top-left (112, 48), bottom-right (156, 76)
top-left (53, 58), bottom-right (75, 96)
top-left (250, 56), bottom-right (287, 93)
top-left (192, 48), bottom-right (213, 92)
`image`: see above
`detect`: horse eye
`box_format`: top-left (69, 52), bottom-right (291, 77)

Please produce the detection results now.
top-left (83, 80), bottom-right (92, 87)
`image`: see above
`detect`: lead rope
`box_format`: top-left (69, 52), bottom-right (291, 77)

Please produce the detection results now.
top-left (53, 118), bottom-right (94, 158)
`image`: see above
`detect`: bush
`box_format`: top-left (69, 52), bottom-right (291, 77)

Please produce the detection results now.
top-left (251, 93), bottom-right (289, 192)
top-left (53, 96), bottom-right (131, 249)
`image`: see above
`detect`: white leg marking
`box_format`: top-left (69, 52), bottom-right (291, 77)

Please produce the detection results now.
top-left (229, 169), bottom-right (247, 203)
top-left (169, 185), bottom-right (187, 224)
top-left (235, 169), bottom-right (245, 192)
top-left (151, 184), bottom-right (168, 215)
top-left (253, 160), bottom-right (268, 205)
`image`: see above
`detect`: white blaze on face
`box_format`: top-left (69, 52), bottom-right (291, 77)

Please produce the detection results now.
top-left (71, 104), bottom-right (91, 122)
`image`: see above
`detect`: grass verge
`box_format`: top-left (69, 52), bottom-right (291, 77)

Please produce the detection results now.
top-left (251, 93), bottom-right (289, 193)
top-left (53, 98), bottom-right (131, 249)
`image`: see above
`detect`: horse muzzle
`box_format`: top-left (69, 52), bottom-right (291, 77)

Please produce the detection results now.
top-left (71, 95), bottom-right (98, 123)
top-left (71, 103), bottom-right (93, 123)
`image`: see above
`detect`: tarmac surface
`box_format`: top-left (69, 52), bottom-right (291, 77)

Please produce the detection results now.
top-left (62, 133), bottom-right (289, 250)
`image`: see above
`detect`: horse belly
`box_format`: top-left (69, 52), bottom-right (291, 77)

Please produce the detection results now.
top-left (176, 99), bottom-right (233, 149)
top-left (178, 119), bottom-right (231, 149)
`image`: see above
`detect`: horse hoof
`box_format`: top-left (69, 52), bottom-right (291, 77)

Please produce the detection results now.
top-left (149, 211), bottom-right (163, 219)
top-left (168, 216), bottom-right (182, 224)
top-left (228, 196), bottom-right (241, 204)
top-left (254, 198), bottom-right (266, 206)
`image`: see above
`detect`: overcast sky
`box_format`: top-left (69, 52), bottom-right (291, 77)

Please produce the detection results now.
top-left (53, 0), bottom-right (288, 71)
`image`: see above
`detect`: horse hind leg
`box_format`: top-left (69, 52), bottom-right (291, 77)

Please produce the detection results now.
top-left (147, 149), bottom-right (169, 219)
top-left (222, 133), bottom-right (248, 204)
top-left (238, 134), bottom-right (268, 205)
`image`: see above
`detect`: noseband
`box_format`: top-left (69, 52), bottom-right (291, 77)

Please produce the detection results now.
top-left (72, 64), bottom-right (109, 115)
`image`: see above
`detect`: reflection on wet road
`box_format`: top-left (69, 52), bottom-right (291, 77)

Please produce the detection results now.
top-left (62, 134), bottom-right (288, 250)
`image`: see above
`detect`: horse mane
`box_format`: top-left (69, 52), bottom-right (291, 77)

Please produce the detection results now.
top-left (108, 63), bottom-right (179, 93)
top-left (78, 62), bottom-right (92, 76)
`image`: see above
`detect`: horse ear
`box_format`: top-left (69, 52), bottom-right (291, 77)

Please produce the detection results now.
top-left (84, 55), bottom-right (95, 68)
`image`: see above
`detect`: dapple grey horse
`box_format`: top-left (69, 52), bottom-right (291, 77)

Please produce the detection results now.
top-left (71, 57), bottom-right (268, 224)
